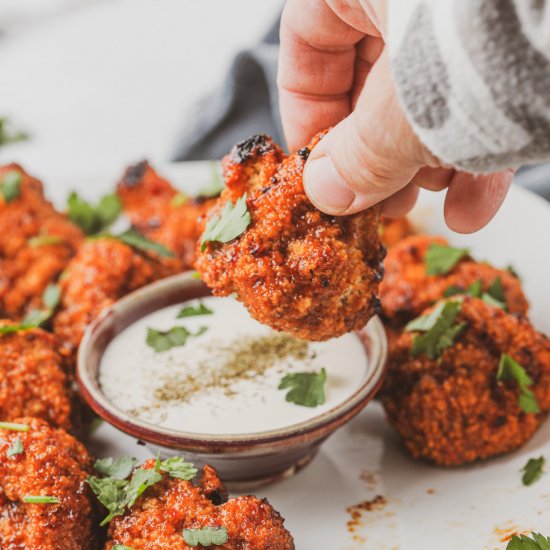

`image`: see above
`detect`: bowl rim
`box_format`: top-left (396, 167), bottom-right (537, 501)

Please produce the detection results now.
top-left (77, 272), bottom-right (388, 448)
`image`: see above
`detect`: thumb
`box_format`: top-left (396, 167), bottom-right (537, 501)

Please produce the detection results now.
top-left (303, 49), bottom-right (434, 215)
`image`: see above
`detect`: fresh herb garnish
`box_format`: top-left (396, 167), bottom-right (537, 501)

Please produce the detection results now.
top-left (87, 476), bottom-right (130, 526)
top-left (497, 354), bottom-right (540, 414)
top-left (112, 546), bottom-right (134, 550)
top-left (28, 234), bottom-right (64, 247)
top-left (522, 456), bottom-right (545, 486)
top-left (486, 276), bottom-right (506, 305)
top-left (279, 368), bottom-right (327, 408)
top-left (443, 277), bottom-right (506, 309)
top-left (406, 300), bottom-right (466, 359)
top-left (113, 228), bottom-right (174, 258)
top-left (170, 192), bottom-right (189, 208)
top-left (146, 326), bottom-right (207, 353)
top-left (67, 192), bottom-right (122, 235)
top-left (0, 170), bottom-right (22, 203)
top-left (183, 527), bottom-right (228, 547)
top-left (425, 243), bottom-right (469, 276)
top-left (22, 284), bottom-right (61, 328)
top-left (0, 421), bottom-right (30, 432)
top-left (94, 457), bottom-right (138, 480)
top-left (506, 265), bottom-right (521, 280)
top-left (158, 457), bottom-right (197, 480)
top-left (176, 302), bottom-right (213, 318)
top-left (0, 117), bottom-right (29, 147)
top-left (23, 495), bottom-right (60, 504)
top-left (6, 438), bottom-right (23, 458)
top-left (200, 194), bottom-right (250, 251)
top-left (197, 162), bottom-right (225, 198)
top-left (507, 532), bottom-right (550, 549)
top-left (88, 466), bottom-right (162, 526)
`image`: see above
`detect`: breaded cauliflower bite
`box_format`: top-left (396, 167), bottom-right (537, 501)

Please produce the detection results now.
top-left (105, 461), bottom-right (294, 550)
top-left (380, 216), bottom-right (414, 248)
top-left (380, 235), bottom-right (528, 327)
top-left (0, 325), bottom-right (73, 431)
top-left (53, 238), bottom-right (181, 362)
top-left (381, 297), bottom-right (550, 465)
top-left (0, 417), bottom-right (102, 549)
top-left (195, 133), bottom-right (385, 341)
top-left (0, 164), bottom-right (83, 320)
top-left (117, 161), bottom-right (216, 268)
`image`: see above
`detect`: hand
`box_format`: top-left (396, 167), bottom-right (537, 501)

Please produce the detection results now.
top-left (277, 0), bottom-right (513, 233)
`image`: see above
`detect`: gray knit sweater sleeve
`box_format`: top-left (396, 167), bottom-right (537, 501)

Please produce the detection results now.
top-left (388, 0), bottom-right (550, 173)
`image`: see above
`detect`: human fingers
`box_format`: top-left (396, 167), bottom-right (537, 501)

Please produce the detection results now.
top-left (443, 169), bottom-right (514, 233)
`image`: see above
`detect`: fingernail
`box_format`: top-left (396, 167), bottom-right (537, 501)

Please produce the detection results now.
top-left (303, 156), bottom-right (355, 214)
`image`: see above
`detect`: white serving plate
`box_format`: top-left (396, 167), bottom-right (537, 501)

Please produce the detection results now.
top-left (81, 162), bottom-right (550, 550)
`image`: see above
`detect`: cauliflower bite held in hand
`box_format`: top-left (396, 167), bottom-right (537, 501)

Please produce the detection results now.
top-left (105, 460), bottom-right (294, 550)
top-left (380, 297), bottom-right (550, 466)
top-left (0, 164), bottom-right (83, 320)
top-left (380, 235), bottom-right (528, 328)
top-left (117, 161), bottom-right (217, 269)
top-left (0, 324), bottom-right (73, 431)
top-left (195, 133), bottom-right (385, 341)
top-left (0, 417), bottom-right (102, 549)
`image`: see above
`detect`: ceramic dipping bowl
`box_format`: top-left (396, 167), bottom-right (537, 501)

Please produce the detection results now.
top-left (77, 272), bottom-right (388, 489)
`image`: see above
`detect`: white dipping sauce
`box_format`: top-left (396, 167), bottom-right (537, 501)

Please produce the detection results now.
top-left (99, 296), bottom-right (369, 435)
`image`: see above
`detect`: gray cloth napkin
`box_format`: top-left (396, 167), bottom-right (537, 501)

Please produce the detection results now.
top-left (172, 16), bottom-right (550, 201)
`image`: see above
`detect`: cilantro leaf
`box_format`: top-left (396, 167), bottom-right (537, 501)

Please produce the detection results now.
top-left (278, 368), bottom-right (327, 408)
top-left (0, 117), bottom-right (29, 147)
top-left (522, 456), bottom-right (545, 486)
top-left (146, 326), bottom-right (207, 353)
top-left (67, 192), bottom-right (122, 235)
top-left (122, 467), bottom-right (163, 510)
top-left (159, 457), bottom-right (197, 480)
top-left (94, 457), bottom-right (138, 480)
top-left (176, 302), bottom-right (213, 318)
top-left (482, 276), bottom-right (507, 309)
top-left (0, 421), bottom-right (30, 432)
top-left (6, 438), bottom-right (23, 458)
top-left (425, 243), bottom-right (469, 276)
top-left (23, 495), bottom-right (60, 504)
top-left (183, 527), bottom-right (228, 547)
top-left (0, 170), bottom-right (22, 203)
top-left (28, 234), bottom-right (64, 247)
top-left (87, 476), bottom-right (129, 526)
top-left (170, 192), bottom-right (189, 208)
top-left (507, 532), bottom-right (550, 549)
top-left (21, 284), bottom-right (61, 328)
top-left (497, 354), bottom-right (540, 414)
top-left (197, 162), bottom-right (225, 198)
top-left (407, 301), bottom-right (466, 359)
top-left (114, 228), bottom-right (174, 258)
top-left (200, 194), bottom-right (250, 251)
top-left (405, 302), bottom-right (446, 332)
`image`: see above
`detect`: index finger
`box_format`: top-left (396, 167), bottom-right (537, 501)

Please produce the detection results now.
top-left (277, 0), bottom-right (364, 151)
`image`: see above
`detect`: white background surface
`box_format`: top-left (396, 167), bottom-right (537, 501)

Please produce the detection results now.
top-left (0, 0), bottom-right (282, 194)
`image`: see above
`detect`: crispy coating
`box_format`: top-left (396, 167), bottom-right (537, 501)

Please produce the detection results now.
top-left (0, 164), bottom-right (83, 320)
top-left (117, 161), bottom-right (216, 268)
top-left (380, 216), bottom-right (414, 248)
top-left (105, 460), bottom-right (294, 550)
top-left (0, 417), bottom-right (102, 549)
top-left (0, 324), bottom-right (73, 431)
top-left (380, 297), bottom-right (550, 465)
top-left (380, 235), bottom-right (528, 327)
top-left (195, 133), bottom-right (385, 341)
top-left (53, 238), bottom-right (181, 362)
